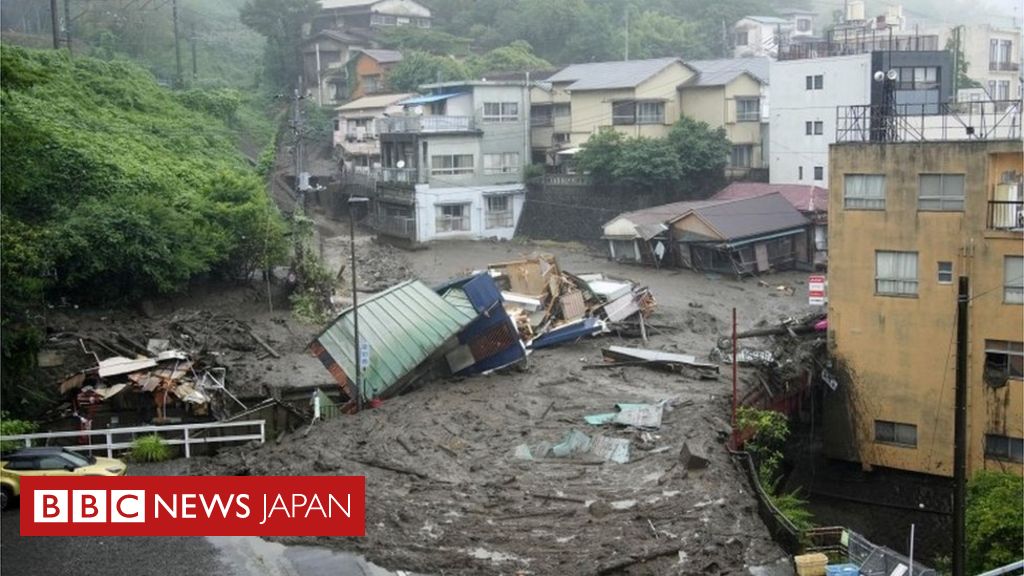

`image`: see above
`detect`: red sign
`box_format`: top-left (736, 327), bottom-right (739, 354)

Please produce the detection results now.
top-left (808, 274), bottom-right (827, 305)
top-left (20, 476), bottom-right (365, 537)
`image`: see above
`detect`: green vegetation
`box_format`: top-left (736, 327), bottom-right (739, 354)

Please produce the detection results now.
top-left (576, 117), bottom-right (730, 198)
top-left (0, 412), bottom-right (38, 452)
top-left (0, 47), bottom-right (288, 417)
top-left (130, 435), bottom-right (172, 462)
top-left (239, 0), bottom-right (320, 88)
top-left (386, 51), bottom-right (473, 92)
top-left (966, 471), bottom-right (1024, 573)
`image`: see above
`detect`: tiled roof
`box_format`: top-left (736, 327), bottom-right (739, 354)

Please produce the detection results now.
top-left (711, 182), bottom-right (829, 213)
top-left (337, 92), bottom-right (415, 111)
top-left (682, 57), bottom-right (770, 87)
top-left (359, 49), bottom-right (403, 64)
top-left (548, 57), bottom-right (685, 91)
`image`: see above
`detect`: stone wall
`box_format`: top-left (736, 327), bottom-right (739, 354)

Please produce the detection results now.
top-left (514, 182), bottom-right (662, 245)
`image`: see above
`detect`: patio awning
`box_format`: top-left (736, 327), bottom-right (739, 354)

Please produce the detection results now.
top-left (399, 92), bottom-right (465, 106)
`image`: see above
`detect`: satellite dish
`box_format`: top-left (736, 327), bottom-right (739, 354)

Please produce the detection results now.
top-left (886, 69), bottom-right (898, 81)
top-left (396, 160), bottom-right (406, 169)
top-left (873, 71), bottom-right (885, 82)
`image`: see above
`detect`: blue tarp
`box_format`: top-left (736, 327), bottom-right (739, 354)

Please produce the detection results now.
top-left (398, 92), bottom-right (465, 106)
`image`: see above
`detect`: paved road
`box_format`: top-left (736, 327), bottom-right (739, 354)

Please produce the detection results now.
top-left (1, 508), bottom-right (408, 576)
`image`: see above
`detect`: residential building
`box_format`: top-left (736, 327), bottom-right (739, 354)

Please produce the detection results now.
top-left (312, 0), bottom-right (431, 34)
top-left (602, 193), bottom-right (813, 275)
top-left (769, 50), bottom-right (953, 186)
top-left (334, 92), bottom-right (414, 168)
top-left (778, 3), bottom-right (940, 61)
top-left (349, 49), bottom-right (404, 99)
top-left (733, 11), bottom-right (814, 59)
top-left (711, 182), bottom-right (828, 267)
top-left (825, 130), bottom-right (1023, 476)
top-left (930, 24), bottom-right (1021, 101)
top-left (348, 80), bottom-right (530, 244)
top-left (301, 30), bottom-right (369, 105)
top-left (533, 58), bottom-right (695, 169)
top-left (678, 57), bottom-right (771, 180)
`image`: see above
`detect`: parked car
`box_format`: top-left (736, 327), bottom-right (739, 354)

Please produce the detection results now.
top-left (0, 447), bottom-right (127, 510)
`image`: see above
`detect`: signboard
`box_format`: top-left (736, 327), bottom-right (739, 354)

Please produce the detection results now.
top-left (358, 341), bottom-right (371, 370)
top-left (808, 274), bottom-right (827, 306)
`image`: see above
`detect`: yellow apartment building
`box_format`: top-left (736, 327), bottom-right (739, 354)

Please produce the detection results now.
top-left (825, 138), bottom-right (1023, 477)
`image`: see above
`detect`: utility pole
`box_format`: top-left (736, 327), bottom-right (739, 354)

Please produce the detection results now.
top-left (624, 7), bottom-right (629, 61)
top-left (293, 84), bottom-right (307, 213)
top-left (171, 0), bottom-right (183, 87)
top-left (190, 22), bottom-right (198, 80)
top-left (63, 0), bottom-right (71, 55)
top-left (952, 275), bottom-right (969, 576)
top-left (50, 0), bottom-right (60, 50)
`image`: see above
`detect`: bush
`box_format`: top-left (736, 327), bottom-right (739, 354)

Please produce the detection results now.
top-left (736, 406), bottom-right (790, 484)
top-left (966, 471), bottom-right (1024, 573)
top-left (130, 434), bottom-right (171, 462)
top-left (0, 412), bottom-right (37, 452)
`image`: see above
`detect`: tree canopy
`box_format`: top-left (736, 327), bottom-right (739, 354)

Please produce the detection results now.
top-left (966, 471), bottom-right (1024, 573)
top-left (576, 117), bottom-right (730, 198)
top-left (385, 51), bottom-right (472, 92)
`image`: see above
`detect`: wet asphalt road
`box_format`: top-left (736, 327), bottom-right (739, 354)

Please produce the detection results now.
top-left (0, 508), bottom-right (228, 576)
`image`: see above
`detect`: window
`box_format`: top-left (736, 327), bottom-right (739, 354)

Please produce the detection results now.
top-left (436, 204), bottom-right (470, 232)
top-left (813, 166), bottom-right (823, 181)
top-left (1005, 256), bottom-right (1024, 303)
top-left (937, 261), bottom-right (953, 284)
top-left (396, 16), bottom-right (411, 26)
top-left (843, 174), bottom-right (886, 210)
top-left (730, 145), bottom-right (753, 168)
top-left (896, 67), bottom-right (939, 91)
top-left (984, 340), bottom-right (1024, 385)
top-left (483, 152), bottom-right (520, 175)
top-left (485, 195), bottom-right (513, 229)
top-left (806, 74), bottom-right (823, 90)
top-left (637, 101), bottom-right (665, 124)
top-left (918, 174), bottom-right (965, 211)
top-left (370, 14), bottom-right (397, 26)
top-left (736, 98), bottom-right (760, 122)
top-left (876, 251), bottom-right (918, 296)
top-left (612, 101), bottom-right (636, 125)
top-left (38, 456), bottom-right (71, 470)
top-left (416, 18), bottom-right (431, 28)
top-left (797, 18), bottom-right (811, 32)
top-left (735, 31), bottom-right (749, 46)
top-left (875, 420), bottom-right (917, 447)
top-left (985, 434), bottom-right (1024, 462)
top-left (483, 102), bottom-right (519, 122)
top-left (4, 457), bottom-right (35, 471)
top-left (431, 154), bottom-right (474, 175)
top-left (553, 104), bottom-right (571, 118)
top-left (554, 132), bottom-right (570, 143)
top-left (805, 120), bottom-right (823, 135)
top-left (611, 239), bottom-right (639, 261)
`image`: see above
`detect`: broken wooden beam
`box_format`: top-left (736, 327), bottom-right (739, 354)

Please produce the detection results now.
top-left (248, 330), bottom-right (281, 358)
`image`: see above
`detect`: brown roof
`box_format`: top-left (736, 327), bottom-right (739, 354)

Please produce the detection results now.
top-left (607, 193), bottom-right (808, 241)
top-left (711, 182), bottom-right (828, 213)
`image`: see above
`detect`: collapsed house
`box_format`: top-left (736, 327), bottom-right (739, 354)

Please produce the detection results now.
top-left (310, 254), bottom-right (656, 410)
top-left (603, 192), bottom-right (815, 276)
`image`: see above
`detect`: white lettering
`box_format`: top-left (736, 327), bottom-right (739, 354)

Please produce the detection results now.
top-left (291, 494), bottom-right (307, 518)
top-left (153, 494), bottom-right (175, 518)
top-left (305, 494), bottom-right (326, 519)
top-left (328, 494), bottom-right (351, 518)
top-left (200, 494), bottom-right (234, 518)
top-left (235, 494), bottom-right (251, 519)
top-left (180, 494), bottom-right (197, 519)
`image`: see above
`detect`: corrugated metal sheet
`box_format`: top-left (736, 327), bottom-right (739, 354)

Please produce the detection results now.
top-left (311, 280), bottom-right (477, 401)
top-left (683, 57), bottom-right (770, 87)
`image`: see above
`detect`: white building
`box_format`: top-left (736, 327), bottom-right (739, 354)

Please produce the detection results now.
top-left (733, 11), bottom-right (814, 59)
top-left (334, 92), bottom-right (414, 168)
top-left (355, 81), bottom-right (531, 244)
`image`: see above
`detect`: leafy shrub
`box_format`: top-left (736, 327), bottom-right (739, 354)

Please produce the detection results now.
top-left (966, 471), bottom-right (1024, 573)
top-left (736, 406), bottom-right (790, 484)
top-left (0, 412), bottom-right (37, 452)
top-left (176, 88), bottom-right (241, 123)
top-left (130, 434), bottom-right (171, 462)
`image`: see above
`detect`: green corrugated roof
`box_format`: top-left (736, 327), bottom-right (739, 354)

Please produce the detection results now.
top-left (313, 280), bottom-right (477, 400)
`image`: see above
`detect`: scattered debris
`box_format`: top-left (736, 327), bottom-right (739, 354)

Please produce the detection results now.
top-left (584, 402), bottom-right (665, 430)
top-left (601, 345), bottom-right (719, 373)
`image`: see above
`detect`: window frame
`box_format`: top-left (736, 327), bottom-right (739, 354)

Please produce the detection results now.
top-left (984, 339), bottom-right (1024, 385)
top-left (430, 154), bottom-right (475, 175)
top-left (435, 203), bottom-right (471, 233)
top-left (874, 420), bottom-right (918, 448)
top-left (1005, 256), bottom-right (1024, 304)
top-left (730, 145), bottom-right (753, 168)
top-left (918, 173), bottom-right (966, 212)
top-left (813, 166), bottom-right (824, 181)
top-left (482, 102), bottom-right (519, 123)
top-left (875, 250), bottom-right (919, 296)
top-left (843, 174), bottom-right (886, 210)
top-left (612, 100), bottom-right (637, 125)
top-left (636, 101), bottom-right (665, 125)
top-left (735, 31), bottom-right (749, 46)
top-left (937, 261), bottom-right (953, 284)
top-left (482, 152), bottom-right (521, 175)
top-left (985, 434), bottom-right (1024, 463)
top-left (736, 97), bottom-right (760, 122)
top-left (484, 194), bottom-right (514, 229)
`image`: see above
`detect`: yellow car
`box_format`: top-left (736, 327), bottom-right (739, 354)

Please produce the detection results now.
top-left (1, 447), bottom-right (127, 510)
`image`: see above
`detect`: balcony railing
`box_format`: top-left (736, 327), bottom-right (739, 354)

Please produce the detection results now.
top-left (375, 214), bottom-right (417, 239)
top-left (531, 115), bottom-right (553, 127)
top-left (377, 115), bottom-right (476, 134)
top-left (988, 200), bottom-right (1023, 231)
top-left (990, 61), bottom-right (1020, 72)
top-left (778, 31), bottom-right (938, 60)
top-left (379, 167), bottom-right (419, 183)
top-left (836, 100), bottom-right (1022, 143)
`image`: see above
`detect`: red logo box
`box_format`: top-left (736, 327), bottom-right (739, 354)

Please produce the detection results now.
top-left (20, 476), bottom-right (365, 537)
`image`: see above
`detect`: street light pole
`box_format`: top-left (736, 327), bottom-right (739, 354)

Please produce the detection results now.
top-left (348, 196), bottom-right (370, 411)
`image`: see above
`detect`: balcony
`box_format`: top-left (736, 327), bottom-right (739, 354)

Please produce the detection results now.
top-left (988, 200), bottom-right (1023, 231)
top-left (531, 115), bottom-right (553, 127)
top-left (990, 61), bottom-right (1020, 72)
top-left (375, 214), bottom-right (417, 240)
top-left (377, 115), bottom-right (476, 134)
top-left (378, 167), bottom-right (419, 183)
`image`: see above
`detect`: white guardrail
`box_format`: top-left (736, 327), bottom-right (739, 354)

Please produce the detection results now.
top-left (0, 420), bottom-right (265, 459)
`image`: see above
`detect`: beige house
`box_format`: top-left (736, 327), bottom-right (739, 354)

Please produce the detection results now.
top-left (537, 58), bottom-right (697, 168)
top-left (678, 58), bottom-right (770, 180)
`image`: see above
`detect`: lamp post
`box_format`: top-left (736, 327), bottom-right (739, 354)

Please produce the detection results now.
top-left (348, 196), bottom-right (370, 411)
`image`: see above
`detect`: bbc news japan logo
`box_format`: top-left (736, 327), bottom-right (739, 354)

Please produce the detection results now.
top-left (20, 476), bottom-right (366, 537)
top-left (35, 490), bottom-right (145, 523)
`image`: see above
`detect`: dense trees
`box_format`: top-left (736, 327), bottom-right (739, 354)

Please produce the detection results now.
top-left (575, 118), bottom-right (731, 198)
top-left (239, 0), bottom-right (320, 87)
top-left (0, 47), bottom-right (287, 415)
top-left (966, 471), bottom-right (1024, 573)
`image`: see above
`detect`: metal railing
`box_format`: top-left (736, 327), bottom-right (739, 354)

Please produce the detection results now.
top-left (836, 100), bottom-right (1022, 143)
top-left (375, 214), bottom-right (417, 239)
top-left (543, 174), bottom-right (591, 186)
top-left (988, 200), bottom-right (1024, 231)
top-left (377, 115), bottom-right (476, 134)
top-left (379, 167), bottom-right (419, 183)
top-left (989, 61), bottom-right (1020, 72)
top-left (779, 30), bottom-right (939, 60)
top-left (0, 420), bottom-right (265, 459)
